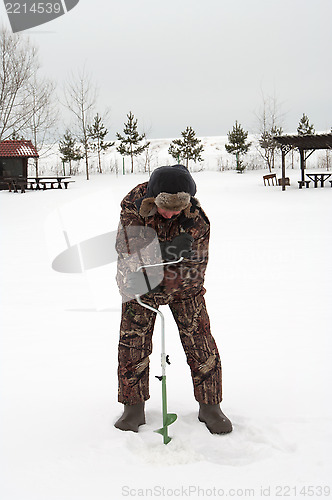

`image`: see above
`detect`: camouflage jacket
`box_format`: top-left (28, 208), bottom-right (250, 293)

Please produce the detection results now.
top-left (116, 182), bottom-right (210, 301)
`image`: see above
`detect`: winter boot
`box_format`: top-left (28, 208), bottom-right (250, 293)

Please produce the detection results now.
top-left (114, 402), bottom-right (146, 432)
top-left (198, 403), bottom-right (232, 434)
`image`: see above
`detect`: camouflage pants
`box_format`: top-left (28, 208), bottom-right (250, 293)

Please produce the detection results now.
top-left (118, 290), bottom-right (222, 405)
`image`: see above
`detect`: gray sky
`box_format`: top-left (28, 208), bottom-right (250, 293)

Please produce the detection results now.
top-left (2, 0), bottom-right (331, 138)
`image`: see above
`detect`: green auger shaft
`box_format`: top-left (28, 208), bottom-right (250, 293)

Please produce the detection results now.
top-left (155, 375), bottom-right (177, 444)
top-left (136, 293), bottom-right (177, 445)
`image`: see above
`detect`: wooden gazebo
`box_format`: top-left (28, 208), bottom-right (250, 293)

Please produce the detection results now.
top-left (273, 133), bottom-right (332, 191)
top-left (0, 140), bottom-right (39, 189)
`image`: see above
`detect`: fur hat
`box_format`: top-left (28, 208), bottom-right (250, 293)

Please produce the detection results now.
top-left (139, 165), bottom-right (197, 218)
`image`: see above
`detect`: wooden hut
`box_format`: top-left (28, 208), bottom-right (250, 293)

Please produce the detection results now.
top-left (274, 133), bottom-right (332, 191)
top-left (0, 140), bottom-right (39, 189)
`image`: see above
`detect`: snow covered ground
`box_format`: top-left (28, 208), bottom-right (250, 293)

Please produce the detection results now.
top-left (1, 169), bottom-right (331, 500)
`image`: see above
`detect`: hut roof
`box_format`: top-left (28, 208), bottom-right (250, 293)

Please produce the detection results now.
top-left (0, 140), bottom-right (39, 158)
top-left (273, 133), bottom-right (332, 150)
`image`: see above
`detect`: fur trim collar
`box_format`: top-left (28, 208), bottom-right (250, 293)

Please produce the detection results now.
top-left (155, 192), bottom-right (190, 212)
top-left (139, 197), bottom-right (158, 217)
top-left (139, 191), bottom-right (190, 217)
top-left (139, 192), bottom-right (200, 219)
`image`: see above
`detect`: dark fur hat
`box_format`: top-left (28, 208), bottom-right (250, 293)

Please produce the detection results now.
top-left (139, 165), bottom-right (196, 218)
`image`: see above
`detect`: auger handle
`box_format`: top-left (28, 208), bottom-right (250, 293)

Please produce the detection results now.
top-left (136, 256), bottom-right (183, 272)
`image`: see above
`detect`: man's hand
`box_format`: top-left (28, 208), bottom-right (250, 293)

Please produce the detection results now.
top-left (160, 233), bottom-right (194, 262)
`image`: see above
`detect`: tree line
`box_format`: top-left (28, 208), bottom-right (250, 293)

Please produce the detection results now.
top-left (59, 110), bottom-right (318, 177)
top-left (0, 27), bottom-right (322, 178)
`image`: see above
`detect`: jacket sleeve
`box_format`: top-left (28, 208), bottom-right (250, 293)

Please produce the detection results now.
top-left (115, 197), bottom-right (145, 255)
top-left (116, 198), bottom-right (163, 298)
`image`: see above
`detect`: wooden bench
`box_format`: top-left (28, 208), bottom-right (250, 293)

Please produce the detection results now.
top-left (263, 173), bottom-right (277, 186)
top-left (0, 180), bottom-right (12, 191)
top-left (298, 180), bottom-right (311, 189)
top-left (7, 178), bottom-right (27, 193)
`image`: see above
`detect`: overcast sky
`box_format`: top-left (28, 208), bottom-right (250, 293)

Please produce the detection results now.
top-left (2, 0), bottom-right (331, 139)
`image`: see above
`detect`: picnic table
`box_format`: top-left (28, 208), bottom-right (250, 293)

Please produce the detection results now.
top-left (305, 172), bottom-right (332, 188)
top-left (1, 176), bottom-right (74, 192)
top-left (27, 176), bottom-right (74, 190)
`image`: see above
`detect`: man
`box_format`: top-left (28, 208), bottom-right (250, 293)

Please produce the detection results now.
top-left (114, 165), bottom-right (232, 434)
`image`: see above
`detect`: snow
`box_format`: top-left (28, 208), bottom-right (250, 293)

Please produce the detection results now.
top-left (1, 168), bottom-right (331, 500)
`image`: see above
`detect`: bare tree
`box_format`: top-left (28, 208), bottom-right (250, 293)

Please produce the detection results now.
top-left (320, 149), bottom-right (331, 171)
top-left (255, 91), bottom-right (285, 172)
top-left (0, 26), bottom-right (39, 141)
top-left (26, 75), bottom-right (59, 177)
top-left (63, 67), bottom-right (98, 180)
top-left (142, 142), bottom-right (156, 175)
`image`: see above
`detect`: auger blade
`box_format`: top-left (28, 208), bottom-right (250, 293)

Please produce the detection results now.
top-left (165, 413), bottom-right (177, 426)
top-left (154, 413), bottom-right (177, 444)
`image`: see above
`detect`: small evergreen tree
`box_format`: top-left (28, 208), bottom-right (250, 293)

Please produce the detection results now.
top-left (225, 121), bottom-right (251, 173)
top-left (59, 130), bottom-right (83, 175)
top-left (87, 113), bottom-right (114, 173)
top-left (116, 111), bottom-right (149, 173)
top-left (297, 113), bottom-right (315, 135)
top-left (168, 126), bottom-right (204, 170)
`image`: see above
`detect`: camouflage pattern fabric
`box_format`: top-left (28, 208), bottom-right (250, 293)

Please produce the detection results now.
top-left (118, 290), bottom-right (222, 405)
top-left (116, 182), bottom-right (210, 300)
top-left (116, 182), bottom-right (222, 405)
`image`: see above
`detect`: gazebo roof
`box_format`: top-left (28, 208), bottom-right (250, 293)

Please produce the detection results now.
top-left (273, 133), bottom-right (332, 150)
top-left (0, 140), bottom-right (39, 158)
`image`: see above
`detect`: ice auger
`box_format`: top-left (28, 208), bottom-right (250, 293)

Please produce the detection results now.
top-left (135, 257), bottom-right (183, 444)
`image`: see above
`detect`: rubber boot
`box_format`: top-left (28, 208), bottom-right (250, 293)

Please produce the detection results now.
top-left (114, 402), bottom-right (146, 433)
top-left (198, 403), bottom-right (232, 434)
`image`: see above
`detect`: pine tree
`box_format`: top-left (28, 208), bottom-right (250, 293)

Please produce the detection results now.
top-left (116, 111), bottom-right (149, 173)
top-left (59, 130), bottom-right (83, 175)
top-left (168, 126), bottom-right (204, 170)
top-left (87, 113), bottom-right (114, 173)
top-left (225, 121), bottom-right (251, 173)
top-left (297, 113), bottom-right (315, 135)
